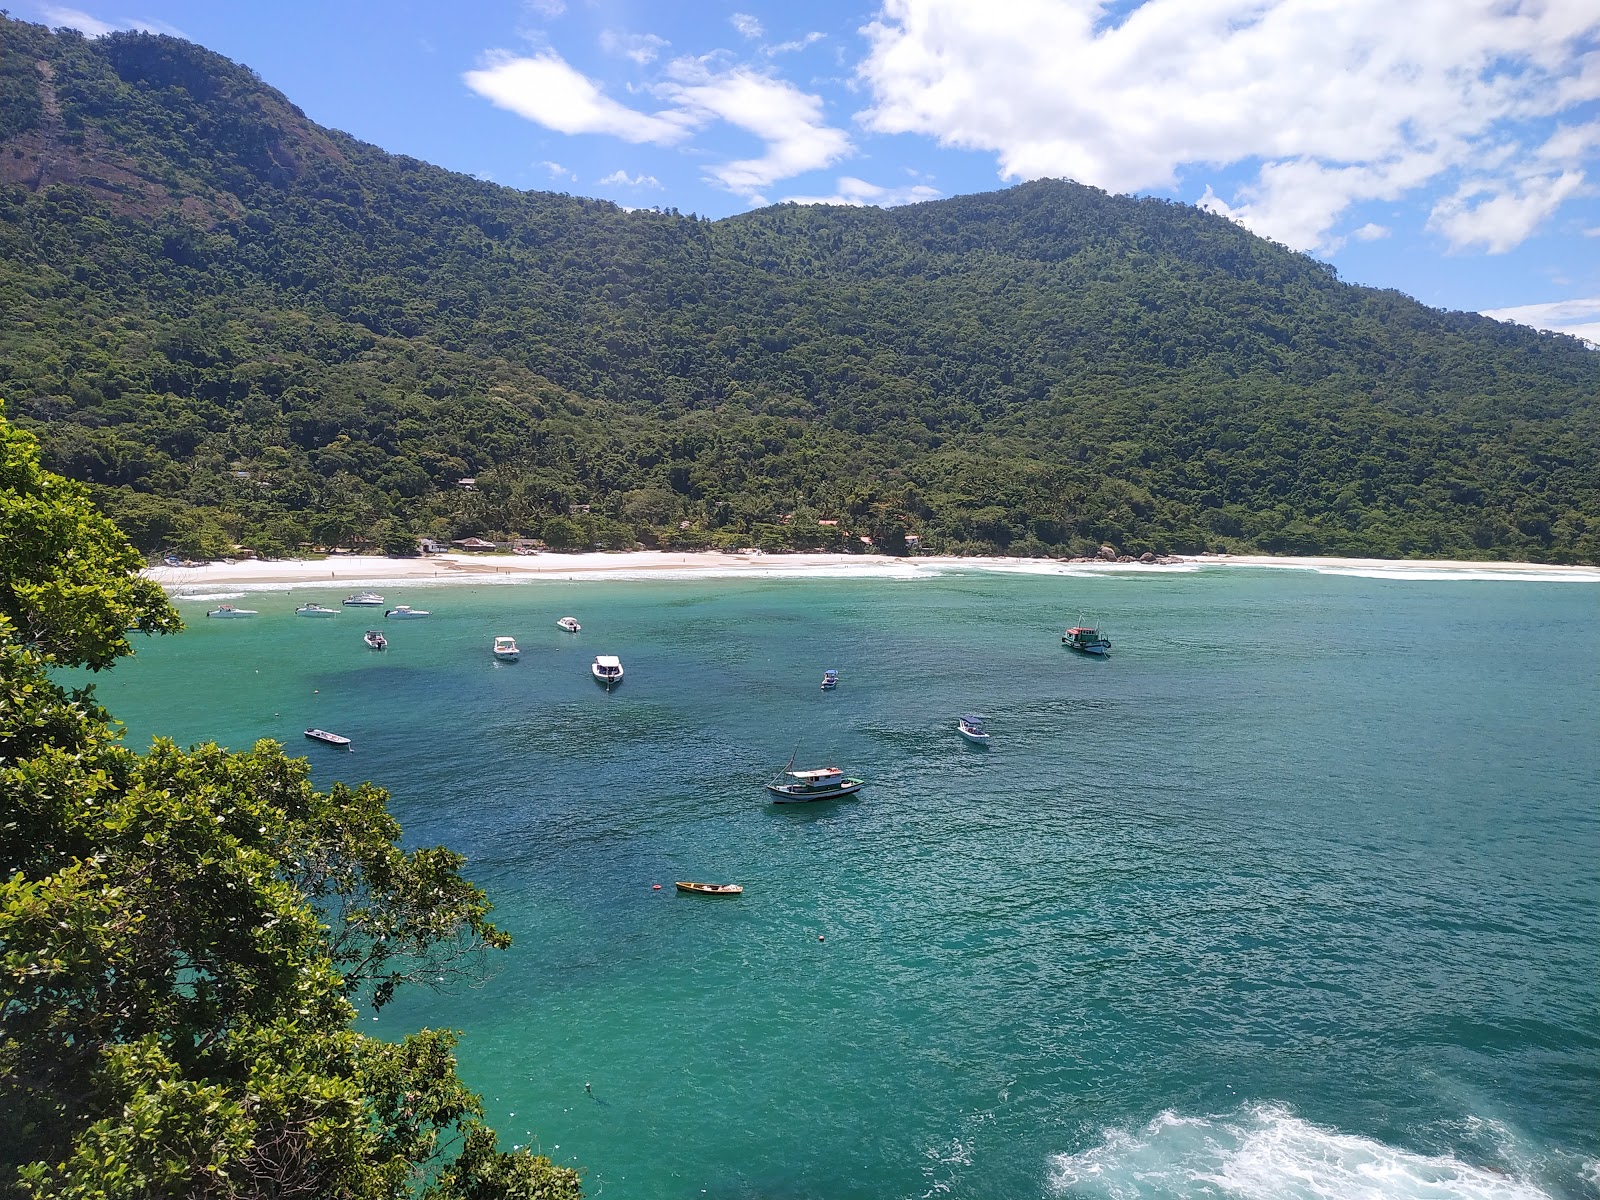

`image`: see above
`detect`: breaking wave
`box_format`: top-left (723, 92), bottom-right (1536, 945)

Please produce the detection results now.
top-left (1047, 1106), bottom-right (1560, 1200)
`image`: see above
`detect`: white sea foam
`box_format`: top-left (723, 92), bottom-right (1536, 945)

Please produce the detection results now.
top-left (169, 591), bottom-right (247, 603)
top-left (1047, 1106), bottom-right (1555, 1200)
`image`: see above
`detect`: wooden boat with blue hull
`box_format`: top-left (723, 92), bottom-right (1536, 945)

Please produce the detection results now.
top-left (1062, 625), bottom-right (1111, 655)
top-left (766, 765), bottom-right (864, 803)
top-left (675, 881), bottom-right (743, 895)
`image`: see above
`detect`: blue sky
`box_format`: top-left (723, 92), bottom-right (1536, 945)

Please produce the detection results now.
top-left (30, 0), bottom-right (1600, 342)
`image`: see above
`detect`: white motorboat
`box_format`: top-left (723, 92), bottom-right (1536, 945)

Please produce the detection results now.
top-left (295, 603), bottom-right (340, 618)
top-left (556, 616), bottom-right (581, 633)
top-left (205, 604), bottom-right (258, 619)
top-left (493, 636), bottom-right (521, 661)
top-left (384, 605), bottom-right (430, 619)
top-left (591, 655), bottom-right (623, 686)
top-left (820, 669), bottom-right (839, 690)
top-left (364, 629), bottom-right (388, 650)
top-left (304, 728), bottom-right (351, 747)
top-left (343, 592), bottom-right (385, 606)
top-left (956, 714), bottom-right (991, 743)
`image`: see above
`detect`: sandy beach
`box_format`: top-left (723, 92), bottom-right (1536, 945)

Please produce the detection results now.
top-left (144, 550), bottom-right (1600, 594)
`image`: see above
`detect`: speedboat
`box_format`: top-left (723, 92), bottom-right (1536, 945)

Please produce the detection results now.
top-left (384, 605), bottom-right (430, 619)
top-left (364, 630), bottom-right (387, 650)
top-left (343, 592), bottom-right (385, 606)
top-left (1062, 625), bottom-right (1111, 655)
top-left (304, 728), bottom-right (351, 747)
top-left (493, 636), bottom-right (521, 661)
top-left (591, 655), bottom-right (623, 686)
top-left (556, 616), bottom-right (581, 632)
top-left (205, 604), bottom-right (258, 618)
top-left (765, 765), bottom-right (864, 803)
top-left (295, 603), bottom-right (340, 618)
top-left (956, 714), bottom-right (991, 743)
top-left (820, 669), bottom-right (839, 690)
top-left (675, 881), bottom-right (743, 895)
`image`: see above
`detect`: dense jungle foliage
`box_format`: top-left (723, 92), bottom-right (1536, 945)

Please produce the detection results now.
top-left (2, 15), bottom-right (1598, 561)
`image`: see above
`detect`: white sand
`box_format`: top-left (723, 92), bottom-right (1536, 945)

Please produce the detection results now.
top-left (145, 550), bottom-right (1600, 595)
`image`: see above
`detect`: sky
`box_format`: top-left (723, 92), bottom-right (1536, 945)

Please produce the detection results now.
top-left (27, 0), bottom-right (1600, 343)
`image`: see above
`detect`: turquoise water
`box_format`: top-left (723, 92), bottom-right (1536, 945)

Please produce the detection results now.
top-left (95, 568), bottom-right (1599, 1199)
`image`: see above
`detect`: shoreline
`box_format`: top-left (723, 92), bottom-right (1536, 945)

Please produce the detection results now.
top-left (145, 550), bottom-right (1600, 594)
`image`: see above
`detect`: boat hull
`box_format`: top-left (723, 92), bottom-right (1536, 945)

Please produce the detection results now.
top-left (385, 609), bottom-right (429, 619)
top-left (766, 779), bottom-right (864, 803)
top-left (591, 670), bottom-right (622, 685)
top-left (304, 729), bottom-right (351, 747)
top-left (206, 609), bottom-right (257, 618)
top-left (296, 608), bottom-right (339, 618)
top-left (675, 882), bottom-right (743, 895)
top-left (957, 727), bottom-right (991, 743)
top-left (1064, 643), bottom-right (1110, 655)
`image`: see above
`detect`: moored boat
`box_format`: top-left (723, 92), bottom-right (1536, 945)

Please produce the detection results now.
top-left (675, 881), bottom-right (743, 895)
top-left (384, 605), bottom-right (430, 619)
top-left (820, 668), bottom-right (839, 690)
top-left (295, 603), bottom-right (340, 618)
top-left (343, 592), bottom-right (385, 606)
top-left (304, 728), bottom-right (351, 747)
top-left (592, 655), bottom-right (623, 686)
top-left (956, 714), bottom-right (991, 743)
top-left (556, 616), bottom-right (581, 632)
top-left (765, 765), bottom-right (864, 803)
top-left (493, 636), bottom-right (521, 661)
top-left (206, 604), bottom-right (258, 618)
top-left (364, 629), bottom-right (387, 650)
top-left (1062, 625), bottom-right (1111, 655)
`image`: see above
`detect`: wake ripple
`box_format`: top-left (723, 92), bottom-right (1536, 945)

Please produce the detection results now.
top-left (1048, 1106), bottom-right (1556, 1200)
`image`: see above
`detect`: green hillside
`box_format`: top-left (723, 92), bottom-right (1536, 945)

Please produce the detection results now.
top-left (2, 16), bottom-right (1597, 561)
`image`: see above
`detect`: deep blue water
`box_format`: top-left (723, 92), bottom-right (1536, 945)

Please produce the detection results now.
top-left (98, 566), bottom-right (1600, 1199)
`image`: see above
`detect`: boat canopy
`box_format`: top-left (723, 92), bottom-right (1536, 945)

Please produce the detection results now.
top-left (788, 767), bottom-right (842, 781)
top-left (595, 655), bottom-right (622, 668)
top-left (961, 715), bottom-right (985, 725)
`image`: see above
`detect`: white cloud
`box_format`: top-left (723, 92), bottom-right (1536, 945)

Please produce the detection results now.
top-left (782, 176), bottom-right (941, 207)
top-left (663, 62), bottom-right (852, 199)
top-left (858, 0), bottom-right (1600, 253)
top-left (599, 30), bottom-right (669, 65)
top-left (539, 160), bottom-right (578, 181)
top-left (1481, 297), bottom-right (1600, 345)
top-left (730, 13), bottom-right (764, 39)
top-left (1586, 226), bottom-right (1600, 237)
top-left (1427, 170), bottom-right (1587, 253)
top-left (598, 169), bottom-right (663, 188)
top-left (464, 51), bottom-right (692, 144)
top-left (767, 32), bottom-right (826, 56)
top-left (525, 0), bottom-right (565, 17)
top-left (1352, 223), bottom-right (1391, 241)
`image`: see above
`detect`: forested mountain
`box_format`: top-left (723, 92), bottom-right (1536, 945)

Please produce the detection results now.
top-left (3, 15), bottom-right (1598, 561)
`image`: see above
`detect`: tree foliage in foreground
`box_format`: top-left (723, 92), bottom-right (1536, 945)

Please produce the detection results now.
top-left (1, 16), bottom-right (1598, 563)
top-left (0, 410), bottom-right (579, 1199)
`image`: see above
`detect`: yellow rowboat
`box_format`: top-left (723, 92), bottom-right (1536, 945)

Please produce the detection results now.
top-left (675, 881), bottom-right (743, 895)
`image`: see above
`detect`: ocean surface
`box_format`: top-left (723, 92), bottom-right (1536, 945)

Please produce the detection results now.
top-left (95, 565), bottom-right (1599, 1199)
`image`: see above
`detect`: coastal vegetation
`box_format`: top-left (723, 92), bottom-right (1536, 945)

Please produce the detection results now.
top-left (0, 408), bottom-right (581, 1197)
top-left (1, 16), bottom-right (1598, 562)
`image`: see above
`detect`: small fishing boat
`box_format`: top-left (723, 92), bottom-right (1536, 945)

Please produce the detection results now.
top-left (205, 604), bottom-right (258, 619)
top-left (304, 728), bottom-right (351, 747)
top-left (295, 603), bottom-right (340, 618)
top-left (766, 765), bottom-right (864, 803)
top-left (384, 605), bottom-right (430, 619)
top-left (556, 616), bottom-right (581, 632)
top-left (364, 630), bottom-right (387, 650)
top-left (592, 655), bottom-right (623, 686)
top-left (956, 714), bottom-right (991, 743)
top-left (343, 592), bottom-right (385, 606)
top-left (493, 636), bottom-right (521, 661)
top-left (1062, 625), bottom-right (1111, 655)
top-left (820, 668), bottom-right (839, 691)
top-left (675, 881), bottom-right (744, 895)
